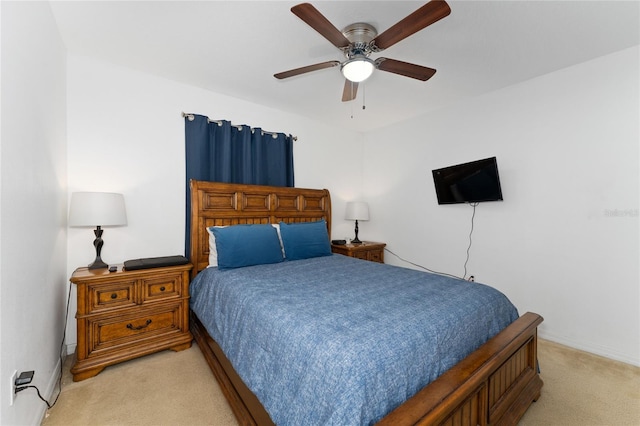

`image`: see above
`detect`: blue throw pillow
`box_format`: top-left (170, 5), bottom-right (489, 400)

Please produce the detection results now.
top-left (212, 224), bottom-right (284, 269)
top-left (279, 220), bottom-right (332, 261)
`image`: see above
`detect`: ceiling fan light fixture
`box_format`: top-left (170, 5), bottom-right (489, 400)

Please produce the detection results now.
top-left (341, 56), bottom-right (375, 82)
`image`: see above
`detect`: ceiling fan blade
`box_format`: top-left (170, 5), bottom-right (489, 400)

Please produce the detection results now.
top-left (291, 3), bottom-right (351, 49)
top-left (342, 80), bottom-right (359, 102)
top-left (373, 0), bottom-right (451, 50)
top-left (376, 58), bottom-right (437, 81)
top-left (274, 61), bottom-right (340, 79)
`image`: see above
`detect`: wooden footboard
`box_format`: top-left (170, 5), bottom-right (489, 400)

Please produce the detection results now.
top-left (191, 310), bottom-right (543, 426)
top-left (378, 312), bottom-right (543, 426)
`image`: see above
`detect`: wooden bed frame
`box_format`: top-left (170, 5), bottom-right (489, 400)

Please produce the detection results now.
top-left (188, 179), bottom-right (543, 426)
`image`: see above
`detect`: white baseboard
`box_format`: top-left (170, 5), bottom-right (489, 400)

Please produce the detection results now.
top-left (539, 330), bottom-right (640, 367)
top-left (33, 354), bottom-right (62, 425)
top-left (65, 343), bottom-right (76, 356)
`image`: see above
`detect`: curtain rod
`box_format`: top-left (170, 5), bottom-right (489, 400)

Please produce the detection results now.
top-left (182, 112), bottom-right (298, 141)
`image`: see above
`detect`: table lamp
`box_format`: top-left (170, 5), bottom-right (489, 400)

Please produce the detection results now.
top-left (345, 201), bottom-right (369, 244)
top-left (69, 192), bottom-right (127, 269)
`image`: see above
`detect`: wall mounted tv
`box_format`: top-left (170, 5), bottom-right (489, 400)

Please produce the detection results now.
top-left (432, 157), bottom-right (503, 204)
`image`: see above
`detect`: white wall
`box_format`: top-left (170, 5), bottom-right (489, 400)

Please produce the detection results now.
top-left (362, 47), bottom-right (639, 365)
top-left (65, 55), bottom-right (364, 350)
top-left (0, 1), bottom-right (68, 424)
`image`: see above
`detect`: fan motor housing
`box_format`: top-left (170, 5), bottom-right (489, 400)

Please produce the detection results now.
top-left (342, 23), bottom-right (377, 44)
top-left (342, 23), bottom-right (378, 57)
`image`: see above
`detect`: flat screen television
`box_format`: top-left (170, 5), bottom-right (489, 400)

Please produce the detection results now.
top-left (432, 157), bottom-right (503, 204)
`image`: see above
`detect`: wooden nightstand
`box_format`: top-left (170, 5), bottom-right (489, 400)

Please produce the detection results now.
top-left (70, 263), bottom-right (193, 381)
top-left (331, 241), bottom-right (386, 263)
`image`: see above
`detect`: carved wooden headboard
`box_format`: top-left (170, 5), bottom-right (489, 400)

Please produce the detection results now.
top-left (189, 180), bottom-right (332, 278)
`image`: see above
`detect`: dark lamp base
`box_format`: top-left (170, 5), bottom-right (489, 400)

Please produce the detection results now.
top-left (352, 219), bottom-right (363, 245)
top-left (88, 226), bottom-right (109, 269)
top-left (88, 259), bottom-right (109, 270)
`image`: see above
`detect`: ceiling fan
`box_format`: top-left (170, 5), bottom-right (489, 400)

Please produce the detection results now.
top-left (274, 1), bottom-right (451, 102)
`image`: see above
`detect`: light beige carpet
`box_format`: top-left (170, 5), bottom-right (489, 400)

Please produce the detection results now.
top-left (519, 339), bottom-right (639, 425)
top-left (42, 339), bottom-right (639, 425)
top-left (42, 342), bottom-right (238, 426)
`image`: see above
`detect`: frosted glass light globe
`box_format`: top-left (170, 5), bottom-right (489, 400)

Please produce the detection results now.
top-left (341, 57), bottom-right (375, 83)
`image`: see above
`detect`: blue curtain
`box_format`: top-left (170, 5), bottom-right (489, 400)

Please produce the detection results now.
top-left (184, 114), bottom-right (295, 255)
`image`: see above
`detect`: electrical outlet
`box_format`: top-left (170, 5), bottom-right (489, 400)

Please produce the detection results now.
top-left (9, 370), bottom-right (17, 406)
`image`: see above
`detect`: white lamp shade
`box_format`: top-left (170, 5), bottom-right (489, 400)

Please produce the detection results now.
top-left (345, 202), bottom-right (370, 221)
top-left (69, 192), bottom-right (127, 227)
top-left (341, 57), bottom-right (375, 83)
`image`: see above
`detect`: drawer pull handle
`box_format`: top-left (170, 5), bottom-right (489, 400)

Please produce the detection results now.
top-left (126, 319), bottom-right (152, 330)
top-left (160, 286), bottom-right (166, 292)
top-left (110, 293), bottom-right (118, 299)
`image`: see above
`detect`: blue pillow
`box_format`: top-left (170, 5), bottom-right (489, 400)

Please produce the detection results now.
top-left (279, 220), bottom-right (332, 261)
top-left (211, 224), bottom-right (284, 269)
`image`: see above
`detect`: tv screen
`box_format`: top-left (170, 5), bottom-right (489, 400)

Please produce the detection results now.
top-left (432, 157), bottom-right (503, 204)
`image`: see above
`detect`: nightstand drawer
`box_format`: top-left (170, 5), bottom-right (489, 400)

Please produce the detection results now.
top-left (331, 241), bottom-right (386, 264)
top-left (88, 303), bottom-right (185, 355)
top-left (368, 250), bottom-right (383, 263)
top-left (88, 280), bottom-right (137, 313)
top-left (353, 251), bottom-right (368, 260)
top-left (141, 273), bottom-right (182, 302)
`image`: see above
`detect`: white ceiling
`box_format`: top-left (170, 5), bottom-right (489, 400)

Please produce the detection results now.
top-left (49, 1), bottom-right (639, 132)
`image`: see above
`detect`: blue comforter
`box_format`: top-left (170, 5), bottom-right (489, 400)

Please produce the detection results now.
top-left (190, 254), bottom-right (518, 425)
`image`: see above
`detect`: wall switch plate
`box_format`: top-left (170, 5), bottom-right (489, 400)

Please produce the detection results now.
top-left (9, 370), bottom-right (17, 406)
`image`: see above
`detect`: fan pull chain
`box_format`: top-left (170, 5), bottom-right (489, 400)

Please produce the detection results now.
top-left (349, 81), bottom-right (355, 118)
top-left (362, 84), bottom-right (366, 110)
top-left (349, 83), bottom-right (366, 119)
